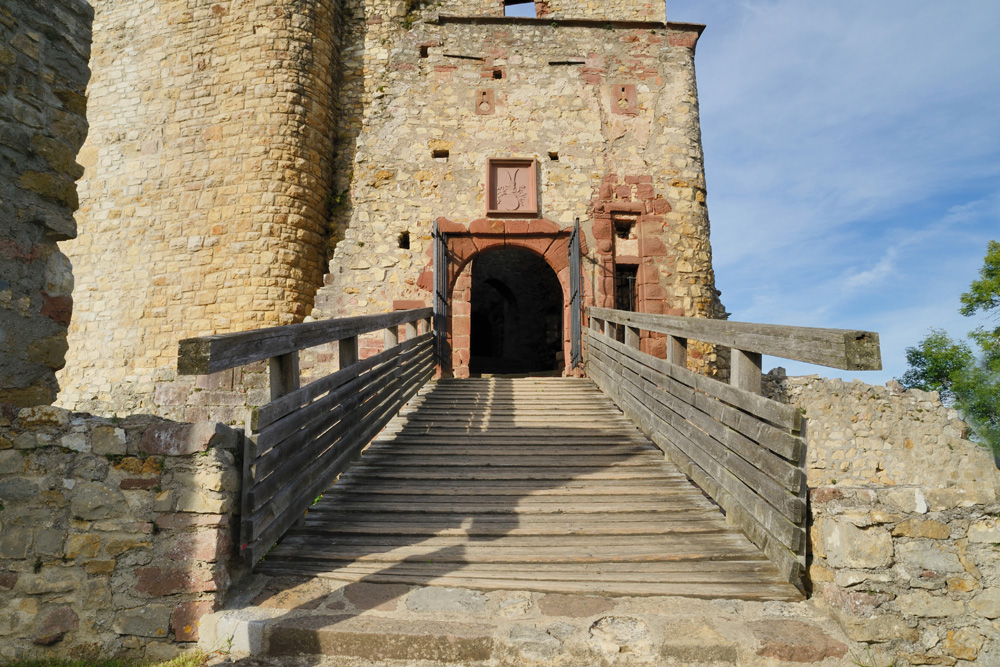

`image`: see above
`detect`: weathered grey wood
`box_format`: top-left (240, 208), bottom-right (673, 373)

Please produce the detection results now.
top-left (250, 362), bottom-right (428, 503)
top-left (586, 346), bottom-right (804, 580)
top-left (385, 325), bottom-right (399, 350)
top-left (585, 329), bottom-right (801, 433)
top-left (404, 320), bottom-right (417, 341)
top-left (589, 334), bottom-right (804, 484)
top-left (587, 345), bottom-right (803, 545)
top-left (588, 342), bottom-right (804, 522)
top-left (613, 358), bottom-right (804, 523)
top-left (588, 307), bottom-right (881, 371)
top-left (252, 345), bottom-right (432, 467)
top-left (257, 377), bottom-right (801, 598)
top-left (268, 352), bottom-right (300, 401)
top-left (625, 325), bottom-right (640, 350)
top-left (339, 335), bottom-right (359, 369)
top-left (253, 333), bottom-right (432, 430)
top-left (249, 349), bottom-right (434, 495)
top-left (667, 335), bottom-right (687, 367)
top-left (178, 307), bottom-right (432, 375)
top-left (244, 356), bottom-right (434, 560)
top-left (731, 349), bottom-right (762, 394)
top-left (612, 373), bottom-right (803, 567)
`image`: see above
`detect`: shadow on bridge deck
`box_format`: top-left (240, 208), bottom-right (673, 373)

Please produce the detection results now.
top-left (255, 377), bottom-right (800, 603)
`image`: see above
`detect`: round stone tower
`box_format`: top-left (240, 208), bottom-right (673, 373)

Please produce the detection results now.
top-left (60, 0), bottom-right (343, 414)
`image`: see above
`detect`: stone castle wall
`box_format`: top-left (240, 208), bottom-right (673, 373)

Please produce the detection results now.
top-left (58, 0), bottom-right (725, 414)
top-left (763, 372), bottom-right (1000, 662)
top-left (0, 405), bottom-right (241, 662)
top-left (312, 2), bottom-right (725, 377)
top-left (59, 0), bottom-right (345, 416)
top-left (810, 487), bottom-right (1000, 665)
top-left (0, 0), bottom-right (92, 407)
top-left (435, 0), bottom-right (666, 22)
top-left (765, 372), bottom-right (998, 490)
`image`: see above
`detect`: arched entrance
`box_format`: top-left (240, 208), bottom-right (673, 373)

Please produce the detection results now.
top-left (469, 247), bottom-right (563, 375)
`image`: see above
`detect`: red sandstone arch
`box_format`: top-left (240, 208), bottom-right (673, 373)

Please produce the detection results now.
top-left (416, 217), bottom-right (590, 378)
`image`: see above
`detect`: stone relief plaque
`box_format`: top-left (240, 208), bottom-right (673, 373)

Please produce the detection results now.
top-left (487, 158), bottom-right (537, 216)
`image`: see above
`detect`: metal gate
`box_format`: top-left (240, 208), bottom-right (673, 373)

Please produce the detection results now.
top-left (432, 220), bottom-right (448, 367)
top-left (569, 219), bottom-right (583, 371)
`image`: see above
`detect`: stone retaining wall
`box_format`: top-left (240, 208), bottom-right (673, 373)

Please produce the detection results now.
top-left (765, 372), bottom-right (999, 490)
top-left (0, 405), bottom-right (241, 661)
top-left (810, 486), bottom-right (1000, 665)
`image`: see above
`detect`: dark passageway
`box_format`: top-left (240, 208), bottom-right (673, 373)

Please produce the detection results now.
top-left (469, 248), bottom-right (563, 375)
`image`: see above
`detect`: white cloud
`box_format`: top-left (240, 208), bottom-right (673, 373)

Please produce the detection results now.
top-left (666, 0), bottom-right (1000, 382)
top-left (841, 248), bottom-right (897, 291)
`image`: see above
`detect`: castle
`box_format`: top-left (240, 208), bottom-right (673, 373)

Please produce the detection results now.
top-left (57, 0), bottom-right (724, 417)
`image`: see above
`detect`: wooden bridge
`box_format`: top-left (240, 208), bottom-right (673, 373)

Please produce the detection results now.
top-left (179, 306), bottom-right (880, 601)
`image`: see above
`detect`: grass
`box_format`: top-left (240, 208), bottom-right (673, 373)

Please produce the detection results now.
top-left (2, 653), bottom-right (209, 667)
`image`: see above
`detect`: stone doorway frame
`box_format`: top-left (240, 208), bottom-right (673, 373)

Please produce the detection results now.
top-left (418, 217), bottom-right (589, 378)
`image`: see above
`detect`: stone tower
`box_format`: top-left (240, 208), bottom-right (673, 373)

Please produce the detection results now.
top-left (61, 0), bottom-right (724, 413)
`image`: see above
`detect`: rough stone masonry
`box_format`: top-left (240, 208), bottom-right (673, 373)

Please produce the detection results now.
top-left (60, 0), bottom-right (726, 415)
top-left (0, 0), bottom-right (92, 407)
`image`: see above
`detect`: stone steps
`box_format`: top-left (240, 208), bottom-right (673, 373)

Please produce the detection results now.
top-left (200, 578), bottom-right (860, 666)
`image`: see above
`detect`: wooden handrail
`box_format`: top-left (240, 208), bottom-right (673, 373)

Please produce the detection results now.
top-left (177, 308), bottom-right (434, 376)
top-left (175, 308), bottom-right (436, 570)
top-left (588, 307), bottom-right (881, 372)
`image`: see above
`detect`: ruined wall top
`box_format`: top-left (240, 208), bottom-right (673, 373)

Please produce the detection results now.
top-left (0, 0), bottom-right (92, 406)
top-left (434, 0), bottom-right (667, 23)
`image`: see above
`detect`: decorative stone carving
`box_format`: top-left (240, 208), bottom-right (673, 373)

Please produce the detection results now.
top-left (611, 84), bottom-right (637, 115)
top-left (487, 158), bottom-right (537, 216)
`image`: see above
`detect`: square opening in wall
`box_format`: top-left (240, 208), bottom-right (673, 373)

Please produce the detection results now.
top-left (433, 149), bottom-right (449, 162)
top-left (548, 152), bottom-right (559, 161)
top-left (419, 46), bottom-right (429, 58)
top-left (614, 220), bottom-right (634, 239)
top-left (398, 231), bottom-right (410, 249)
top-left (614, 264), bottom-right (638, 312)
top-left (504, 1), bottom-right (536, 18)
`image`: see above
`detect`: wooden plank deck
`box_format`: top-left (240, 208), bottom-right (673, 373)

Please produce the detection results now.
top-left (257, 377), bottom-right (803, 601)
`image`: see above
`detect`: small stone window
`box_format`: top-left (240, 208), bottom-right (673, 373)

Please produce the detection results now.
top-left (433, 149), bottom-right (449, 161)
top-left (398, 231), bottom-right (410, 249)
top-left (548, 152), bottom-right (559, 161)
top-left (504, 1), bottom-right (536, 18)
top-left (614, 264), bottom-right (638, 312)
top-left (419, 46), bottom-right (429, 58)
top-left (614, 219), bottom-right (634, 239)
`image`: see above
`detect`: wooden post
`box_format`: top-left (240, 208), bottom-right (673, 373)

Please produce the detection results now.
top-left (339, 336), bottom-right (359, 369)
top-left (404, 320), bottom-right (418, 342)
top-left (385, 325), bottom-right (399, 350)
top-left (625, 325), bottom-right (641, 350)
top-left (667, 335), bottom-right (687, 367)
top-left (731, 348), bottom-right (763, 394)
top-left (269, 352), bottom-right (300, 401)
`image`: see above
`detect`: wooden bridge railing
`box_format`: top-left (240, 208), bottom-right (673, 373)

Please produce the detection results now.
top-left (178, 308), bottom-right (435, 567)
top-left (584, 307), bottom-right (881, 584)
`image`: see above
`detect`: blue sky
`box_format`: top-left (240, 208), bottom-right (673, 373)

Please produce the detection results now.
top-left (666, 0), bottom-right (1000, 383)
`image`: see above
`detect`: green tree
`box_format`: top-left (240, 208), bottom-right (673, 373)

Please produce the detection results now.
top-left (898, 240), bottom-right (1000, 456)
top-left (960, 239), bottom-right (1000, 366)
top-left (898, 330), bottom-right (974, 405)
